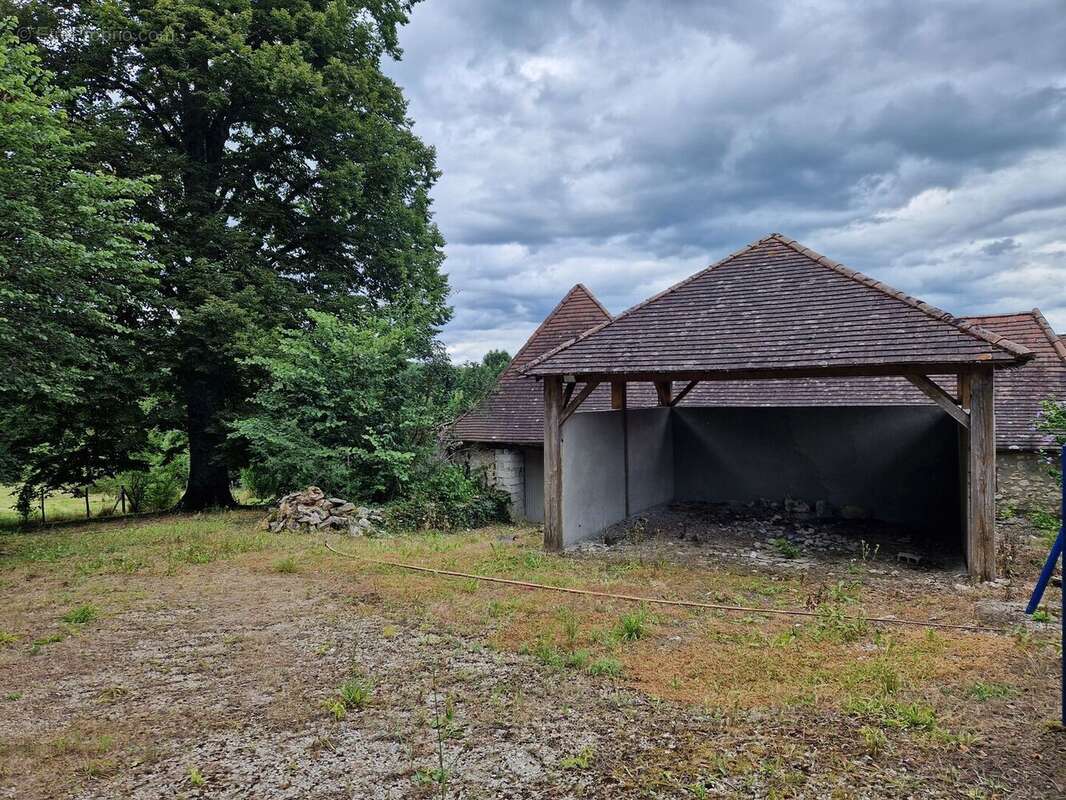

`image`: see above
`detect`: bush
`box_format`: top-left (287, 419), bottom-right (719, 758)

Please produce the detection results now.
top-left (385, 462), bottom-right (510, 531)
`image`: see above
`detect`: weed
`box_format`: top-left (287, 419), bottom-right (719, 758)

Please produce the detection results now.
top-left (968, 682), bottom-right (1018, 701)
top-left (560, 746), bottom-right (594, 770)
top-left (5, 691), bottom-right (22, 701)
top-left (62, 604), bottom-right (98, 625)
top-left (559, 607), bottom-right (579, 648)
top-left (586, 656), bottom-right (622, 677)
top-left (1032, 609), bottom-right (1051, 623)
top-left (381, 625), bottom-right (398, 638)
top-left (30, 632), bottom-right (65, 654)
top-left (770, 537), bottom-right (799, 559)
top-left (324, 697), bottom-right (346, 720)
top-left (531, 637), bottom-right (564, 669)
top-left (187, 765), bottom-right (206, 788)
top-left (0, 630), bottom-right (18, 646)
top-left (859, 725), bottom-right (889, 755)
top-left (1027, 510), bottom-right (1061, 544)
top-left (96, 686), bottom-right (128, 703)
top-left (616, 606), bottom-right (650, 642)
top-left (687, 781), bottom-right (710, 798)
top-left (273, 557), bottom-right (298, 574)
top-left (811, 603), bottom-right (868, 643)
top-left (338, 676), bottom-right (372, 710)
top-left (565, 649), bottom-right (590, 670)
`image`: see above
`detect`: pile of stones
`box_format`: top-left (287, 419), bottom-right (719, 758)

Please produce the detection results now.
top-left (262, 486), bottom-right (382, 535)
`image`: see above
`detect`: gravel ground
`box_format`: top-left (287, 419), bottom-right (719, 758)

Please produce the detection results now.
top-left (1, 512), bottom-right (1063, 798)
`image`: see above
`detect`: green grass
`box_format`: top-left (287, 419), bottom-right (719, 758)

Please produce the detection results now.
top-left (0, 514), bottom-right (278, 578)
top-left (968, 682), bottom-right (1018, 702)
top-left (616, 606), bottom-right (650, 642)
top-left (61, 604), bottom-right (98, 625)
top-left (0, 485), bottom-right (119, 529)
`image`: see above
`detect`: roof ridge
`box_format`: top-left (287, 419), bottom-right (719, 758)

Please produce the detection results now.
top-left (521, 234), bottom-right (780, 375)
top-left (1030, 307), bottom-right (1066, 363)
top-left (768, 234), bottom-right (1033, 360)
top-left (502, 284), bottom-right (611, 376)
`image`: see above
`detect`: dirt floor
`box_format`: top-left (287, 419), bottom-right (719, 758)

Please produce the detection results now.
top-left (0, 509), bottom-right (1063, 798)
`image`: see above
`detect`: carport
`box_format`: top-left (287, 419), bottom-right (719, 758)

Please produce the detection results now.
top-left (523, 234), bottom-right (1033, 580)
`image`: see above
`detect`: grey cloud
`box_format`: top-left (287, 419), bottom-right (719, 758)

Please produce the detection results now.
top-left (388, 0), bottom-right (1066, 354)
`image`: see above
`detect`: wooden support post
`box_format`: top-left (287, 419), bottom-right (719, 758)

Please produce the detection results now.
top-left (543, 376), bottom-right (564, 552)
top-left (40, 489), bottom-right (45, 524)
top-left (85, 488), bottom-right (90, 519)
top-left (957, 373), bottom-right (971, 566)
top-left (120, 486), bottom-right (126, 515)
top-left (611, 381), bottom-right (626, 410)
top-left (967, 367), bottom-right (996, 580)
top-left (654, 380), bottom-right (672, 406)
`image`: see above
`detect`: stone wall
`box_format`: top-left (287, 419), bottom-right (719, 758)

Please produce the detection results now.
top-left (459, 446), bottom-right (526, 522)
top-left (997, 450), bottom-right (1062, 515)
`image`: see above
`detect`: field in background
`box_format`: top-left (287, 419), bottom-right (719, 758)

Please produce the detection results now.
top-left (0, 512), bottom-right (1062, 798)
top-left (0, 485), bottom-right (264, 530)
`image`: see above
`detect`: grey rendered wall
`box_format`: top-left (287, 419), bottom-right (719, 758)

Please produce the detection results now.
top-left (672, 407), bottom-right (960, 535)
top-left (561, 412), bottom-right (626, 546)
top-left (523, 447), bottom-right (544, 522)
top-left (626, 408), bottom-right (675, 513)
top-left (560, 408), bottom-right (674, 546)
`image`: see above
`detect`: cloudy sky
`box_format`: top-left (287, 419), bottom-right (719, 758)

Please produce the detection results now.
top-left (386, 1), bottom-right (1066, 362)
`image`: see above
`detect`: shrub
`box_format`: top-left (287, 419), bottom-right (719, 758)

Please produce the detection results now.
top-left (385, 462), bottom-right (510, 531)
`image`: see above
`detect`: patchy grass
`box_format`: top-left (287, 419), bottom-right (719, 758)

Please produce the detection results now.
top-left (0, 511), bottom-right (1061, 798)
top-left (62, 604), bottom-right (99, 625)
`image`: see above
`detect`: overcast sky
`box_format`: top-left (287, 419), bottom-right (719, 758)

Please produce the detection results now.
top-left (386, 1), bottom-right (1066, 362)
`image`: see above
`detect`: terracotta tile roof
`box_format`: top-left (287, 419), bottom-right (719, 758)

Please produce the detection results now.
top-left (451, 285), bottom-right (614, 444)
top-left (525, 234), bottom-right (1031, 378)
top-left (679, 310), bottom-right (1066, 449)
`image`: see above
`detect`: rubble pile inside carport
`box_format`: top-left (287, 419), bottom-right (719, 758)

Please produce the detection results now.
top-left (262, 486), bottom-right (382, 535)
top-left (589, 500), bottom-right (957, 572)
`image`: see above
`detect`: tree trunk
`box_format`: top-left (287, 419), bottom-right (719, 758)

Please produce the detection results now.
top-left (177, 376), bottom-right (236, 510)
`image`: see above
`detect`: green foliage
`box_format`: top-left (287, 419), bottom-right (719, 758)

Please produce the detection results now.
top-left (62, 604), bottom-right (98, 625)
top-left (1038, 399), bottom-right (1064, 486)
top-left (234, 311), bottom-right (443, 502)
top-left (95, 430), bottom-right (189, 513)
top-left (233, 312), bottom-right (508, 529)
top-left (770, 537), bottom-right (800, 559)
top-left (560, 746), bottom-right (594, 770)
top-left (0, 20), bottom-right (158, 497)
top-left (14, 0), bottom-right (449, 508)
top-left (968, 682), bottom-right (1018, 701)
top-left (616, 606), bottom-right (650, 642)
top-left (385, 462), bottom-right (511, 531)
top-left (447, 350), bottom-right (511, 418)
top-left (337, 677), bottom-right (372, 711)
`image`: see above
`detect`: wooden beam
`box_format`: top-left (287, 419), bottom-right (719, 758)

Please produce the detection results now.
top-left (611, 381), bottom-right (627, 410)
top-left (957, 372), bottom-right (971, 567)
top-left (561, 381), bottom-right (576, 409)
top-left (531, 362), bottom-right (1020, 383)
top-left (654, 380), bottom-right (672, 406)
top-left (906, 375), bottom-right (969, 429)
top-left (668, 380), bottom-right (699, 407)
top-left (561, 380), bottom-right (602, 423)
top-left (967, 367), bottom-right (996, 580)
top-left (543, 376), bottom-right (564, 553)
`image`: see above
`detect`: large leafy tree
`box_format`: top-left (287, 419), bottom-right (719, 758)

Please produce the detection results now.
top-left (0, 21), bottom-right (157, 502)
top-left (12, 0), bottom-right (449, 508)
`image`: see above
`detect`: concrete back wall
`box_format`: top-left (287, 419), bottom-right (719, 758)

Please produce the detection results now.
top-left (523, 447), bottom-right (545, 522)
top-left (560, 408), bottom-right (674, 546)
top-left (673, 407), bottom-right (960, 537)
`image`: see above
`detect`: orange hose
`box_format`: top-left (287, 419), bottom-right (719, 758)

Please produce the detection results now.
top-left (322, 539), bottom-right (1006, 634)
